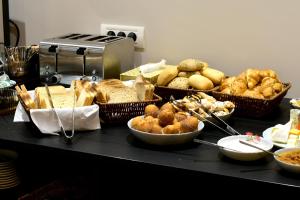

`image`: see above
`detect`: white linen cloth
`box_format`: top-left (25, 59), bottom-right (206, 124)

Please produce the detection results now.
top-left (13, 90), bottom-right (101, 135)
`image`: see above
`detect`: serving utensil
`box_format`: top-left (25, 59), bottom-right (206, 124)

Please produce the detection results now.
top-left (170, 96), bottom-right (237, 136)
top-left (194, 139), bottom-right (242, 153)
top-left (45, 84), bottom-right (72, 143)
top-left (239, 139), bottom-right (279, 157)
top-left (188, 95), bottom-right (241, 135)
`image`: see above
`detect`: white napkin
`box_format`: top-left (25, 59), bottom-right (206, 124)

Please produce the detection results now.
top-left (139, 59), bottom-right (167, 74)
top-left (13, 90), bottom-right (101, 135)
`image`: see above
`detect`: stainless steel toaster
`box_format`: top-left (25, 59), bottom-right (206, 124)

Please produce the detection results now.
top-left (39, 33), bottom-right (134, 85)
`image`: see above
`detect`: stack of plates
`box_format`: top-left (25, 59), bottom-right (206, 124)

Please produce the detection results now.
top-left (0, 149), bottom-right (19, 190)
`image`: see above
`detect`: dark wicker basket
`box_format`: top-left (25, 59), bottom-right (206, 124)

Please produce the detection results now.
top-left (96, 94), bottom-right (162, 123)
top-left (154, 86), bottom-right (219, 103)
top-left (211, 83), bottom-right (291, 118)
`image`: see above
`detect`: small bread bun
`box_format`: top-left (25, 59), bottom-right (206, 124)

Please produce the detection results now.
top-left (136, 120), bottom-right (153, 133)
top-left (151, 122), bottom-right (163, 134)
top-left (188, 74), bottom-right (214, 90)
top-left (158, 110), bottom-right (175, 127)
top-left (160, 102), bottom-right (176, 113)
top-left (131, 116), bottom-right (143, 130)
top-left (145, 104), bottom-right (160, 118)
top-left (180, 116), bottom-right (198, 133)
top-left (178, 59), bottom-right (208, 72)
top-left (174, 112), bottom-right (189, 122)
top-left (162, 122), bottom-right (181, 134)
top-left (157, 66), bottom-right (179, 86)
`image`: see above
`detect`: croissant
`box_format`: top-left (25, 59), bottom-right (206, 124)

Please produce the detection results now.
top-left (220, 76), bottom-right (236, 91)
top-left (246, 69), bottom-right (261, 89)
top-left (231, 78), bottom-right (247, 95)
top-left (243, 89), bottom-right (264, 99)
top-left (261, 86), bottom-right (274, 98)
top-left (259, 69), bottom-right (277, 79)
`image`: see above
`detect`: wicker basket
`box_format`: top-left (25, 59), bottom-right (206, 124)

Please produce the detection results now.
top-left (211, 83), bottom-right (291, 118)
top-left (96, 94), bottom-right (162, 123)
top-left (154, 86), bottom-right (219, 103)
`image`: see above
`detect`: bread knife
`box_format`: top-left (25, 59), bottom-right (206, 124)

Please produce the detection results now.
top-left (44, 84), bottom-right (71, 142)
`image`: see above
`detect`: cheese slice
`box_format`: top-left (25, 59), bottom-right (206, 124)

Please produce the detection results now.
top-left (271, 128), bottom-right (290, 143)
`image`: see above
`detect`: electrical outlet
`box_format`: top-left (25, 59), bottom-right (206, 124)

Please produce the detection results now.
top-left (100, 24), bottom-right (145, 48)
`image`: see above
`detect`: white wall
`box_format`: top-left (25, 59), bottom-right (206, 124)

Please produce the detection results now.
top-left (9, 0), bottom-right (300, 97)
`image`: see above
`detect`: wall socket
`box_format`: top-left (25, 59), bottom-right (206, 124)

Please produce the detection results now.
top-left (100, 24), bottom-right (145, 48)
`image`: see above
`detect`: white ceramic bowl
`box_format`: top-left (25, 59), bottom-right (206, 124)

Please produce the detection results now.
top-left (274, 148), bottom-right (300, 173)
top-left (127, 118), bottom-right (205, 145)
top-left (217, 135), bottom-right (273, 161)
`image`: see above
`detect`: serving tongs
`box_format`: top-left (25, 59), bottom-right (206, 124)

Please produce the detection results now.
top-left (44, 84), bottom-right (73, 143)
top-left (170, 96), bottom-right (241, 136)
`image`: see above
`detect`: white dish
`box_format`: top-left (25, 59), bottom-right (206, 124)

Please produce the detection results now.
top-left (263, 127), bottom-right (289, 148)
top-left (274, 148), bottom-right (300, 173)
top-left (127, 118), bottom-right (205, 145)
top-left (217, 135), bottom-right (273, 161)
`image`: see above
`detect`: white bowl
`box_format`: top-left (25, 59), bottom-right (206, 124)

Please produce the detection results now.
top-left (217, 135), bottom-right (273, 161)
top-left (127, 118), bottom-right (205, 145)
top-left (274, 148), bottom-right (300, 173)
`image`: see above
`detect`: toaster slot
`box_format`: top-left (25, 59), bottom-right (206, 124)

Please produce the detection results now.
top-left (86, 35), bottom-right (108, 41)
top-left (98, 36), bottom-right (121, 43)
top-left (70, 34), bottom-right (92, 40)
top-left (58, 33), bottom-right (81, 39)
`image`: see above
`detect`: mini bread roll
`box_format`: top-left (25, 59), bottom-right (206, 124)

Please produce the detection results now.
top-left (162, 122), bottom-right (181, 134)
top-left (180, 116), bottom-right (198, 133)
top-left (178, 59), bottom-right (208, 72)
top-left (158, 109), bottom-right (175, 127)
top-left (201, 67), bottom-right (225, 85)
top-left (167, 77), bottom-right (189, 89)
top-left (160, 102), bottom-right (176, 113)
top-left (145, 104), bottom-right (160, 118)
top-left (188, 74), bottom-right (214, 90)
top-left (157, 66), bottom-right (178, 86)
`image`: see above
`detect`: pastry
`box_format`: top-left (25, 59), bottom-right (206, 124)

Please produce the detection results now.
top-left (246, 69), bottom-right (261, 89)
top-left (180, 116), bottom-right (198, 133)
top-left (162, 122), bottom-right (181, 134)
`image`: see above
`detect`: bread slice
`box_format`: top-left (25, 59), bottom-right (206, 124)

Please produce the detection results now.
top-left (135, 82), bottom-right (154, 101)
top-left (39, 90), bottom-right (75, 109)
top-left (15, 85), bottom-right (37, 110)
top-left (76, 89), bottom-right (95, 107)
top-left (35, 86), bottom-right (66, 108)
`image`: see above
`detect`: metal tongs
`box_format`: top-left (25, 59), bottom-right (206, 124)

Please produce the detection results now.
top-left (170, 95), bottom-right (241, 136)
top-left (45, 84), bottom-right (74, 143)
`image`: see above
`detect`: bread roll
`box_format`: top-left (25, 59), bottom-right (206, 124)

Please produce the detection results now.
top-left (201, 67), bottom-right (225, 85)
top-left (188, 74), bottom-right (214, 90)
top-left (145, 104), bottom-right (160, 118)
top-left (178, 59), bottom-right (208, 72)
top-left (157, 65), bottom-right (178, 86)
top-left (158, 109), bottom-right (175, 127)
top-left (167, 77), bottom-right (189, 89)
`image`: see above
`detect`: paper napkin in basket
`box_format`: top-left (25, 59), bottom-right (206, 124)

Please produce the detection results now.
top-left (14, 103), bottom-right (101, 135)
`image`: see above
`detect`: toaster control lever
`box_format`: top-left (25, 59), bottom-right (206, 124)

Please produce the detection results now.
top-left (48, 45), bottom-right (58, 53)
top-left (76, 47), bottom-right (86, 55)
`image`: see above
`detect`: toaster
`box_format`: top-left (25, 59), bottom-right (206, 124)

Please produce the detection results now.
top-left (39, 33), bottom-right (134, 85)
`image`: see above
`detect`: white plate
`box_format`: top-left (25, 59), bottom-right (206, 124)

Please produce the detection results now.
top-left (262, 127), bottom-right (288, 148)
top-left (274, 148), bottom-right (300, 173)
top-left (217, 135), bottom-right (273, 161)
top-left (128, 118), bottom-right (205, 145)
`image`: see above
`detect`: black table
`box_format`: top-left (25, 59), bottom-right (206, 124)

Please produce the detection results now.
top-left (0, 99), bottom-right (299, 196)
